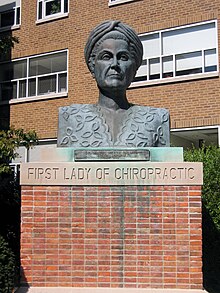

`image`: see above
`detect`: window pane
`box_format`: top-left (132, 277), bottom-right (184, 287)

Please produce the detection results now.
top-left (0, 60), bottom-right (27, 82)
top-left (162, 56), bottom-right (173, 78)
top-left (134, 59), bottom-right (148, 82)
top-left (58, 73), bottom-right (67, 92)
top-left (0, 10), bottom-right (14, 27)
top-left (162, 22), bottom-right (216, 55)
top-left (13, 60), bottom-right (27, 79)
top-left (176, 51), bottom-right (202, 76)
top-left (205, 49), bottom-right (217, 72)
top-left (0, 0), bottom-right (21, 5)
top-left (28, 79), bottom-right (36, 96)
top-left (12, 81), bottom-right (17, 99)
top-left (18, 80), bottom-right (26, 98)
top-left (38, 75), bottom-right (56, 95)
top-left (149, 58), bottom-right (160, 80)
top-left (16, 7), bottom-right (20, 25)
top-left (64, 0), bottom-right (68, 13)
top-left (136, 59), bottom-right (147, 77)
top-left (141, 33), bottom-right (160, 59)
top-left (29, 52), bottom-right (67, 76)
top-left (38, 1), bottom-right (42, 19)
top-left (45, 0), bottom-right (61, 16)
top-left (133, 75), bottom-right (147, 82)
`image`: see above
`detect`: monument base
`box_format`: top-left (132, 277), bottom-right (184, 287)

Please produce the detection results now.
top-left (20, 184), bottom-right (203, 290)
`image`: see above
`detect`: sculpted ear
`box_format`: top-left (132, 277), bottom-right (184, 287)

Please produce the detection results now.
top-left (88, 57), bottom-right (95, 78)
top-left (132, 66), bottom-right (137, 80)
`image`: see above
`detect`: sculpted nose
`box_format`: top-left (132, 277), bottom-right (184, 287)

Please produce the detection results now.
top-left (110, 56), bottom-right (119, 69)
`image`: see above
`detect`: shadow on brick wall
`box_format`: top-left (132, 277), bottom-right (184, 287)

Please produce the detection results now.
top-left (0, 29), bottom-right (16, 130)
top-left (0, 104), bottom-right (10, 130)
top-left (16, 266), bottom-right (29, 293)
top-left (203, 205), bottom-right (220, 293)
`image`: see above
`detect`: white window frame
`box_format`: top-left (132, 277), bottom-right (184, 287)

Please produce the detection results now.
top-left (131, 20), bottom-right (219, 88)
top-left (12, 138), bottom-right (57, 164)
top-left (36, 0), bottom-right (69, 24)
top-left (0, 1), bottom-right (21, 31)
top-left (0, 50), bottom-right (68, 104)
top-left (171, 125), bottom-right (220, 148)
top-left (108, 0), bottom-right (137, 6)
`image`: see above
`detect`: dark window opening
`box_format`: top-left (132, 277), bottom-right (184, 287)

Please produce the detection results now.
top-left (64, 0), bottom-right (68, 13)
top-left (0, 82), bottom-right (16, 101)
top-left (38, 1), bottom-right (42, 19)
top-left (16, 7), bottom-right (20, 25)
top-left (162, 72), bottom-right (174, 78)
top-left (176, 68), bottom-right (202, 77)
top-left (205, 65), bottom-right (217, 73)
top-left (46, 0), bottom-right (61, 16)
top-left (0, 10), bottom-right (14, 28)
top-left (149, 74), bottom-right (160, 80)
top-left (133, 76), bottom-right (147, 82)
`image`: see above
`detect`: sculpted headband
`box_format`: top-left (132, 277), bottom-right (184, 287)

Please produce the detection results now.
top-left (84, 20), bottom-right (143, 72)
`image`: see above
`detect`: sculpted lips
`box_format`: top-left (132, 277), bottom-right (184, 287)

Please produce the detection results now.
top-left (107, 72), bottom-right (123, 79)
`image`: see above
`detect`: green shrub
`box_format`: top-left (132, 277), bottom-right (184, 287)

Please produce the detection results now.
top-left (184, 145), bottom-right (220, 230)
top-left (184, 145), bottom-right (220, 292)
top-left (0, 235), bottom-right (16, 293)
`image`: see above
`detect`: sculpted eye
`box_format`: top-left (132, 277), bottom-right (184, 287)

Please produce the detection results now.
top-left (101, 53), bottom-right (111, 60)
top-left (120, 53), bottom-right (129, 61)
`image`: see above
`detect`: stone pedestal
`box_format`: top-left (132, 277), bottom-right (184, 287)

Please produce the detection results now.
top-left (19, 148), bottom-right (203, 292)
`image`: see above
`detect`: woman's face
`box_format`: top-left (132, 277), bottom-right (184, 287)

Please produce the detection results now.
top-left (93, 38), bottom-right (136, 93)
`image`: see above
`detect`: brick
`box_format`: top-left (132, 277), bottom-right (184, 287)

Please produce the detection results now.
top-left (20, 184), bottom-right (202, 289)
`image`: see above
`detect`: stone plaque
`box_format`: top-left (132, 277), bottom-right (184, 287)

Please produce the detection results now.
top-left (20, 162), bottom-right (203, 186)
top-left (74, 149), bottom-right (150, 161)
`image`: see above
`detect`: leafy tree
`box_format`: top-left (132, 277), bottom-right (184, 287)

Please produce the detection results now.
top-left (184, 145), bottom-right (220, 230)
top-left (0, 128), bottom-right (38, 291)
top-left (0, 35), bottom-right (18, 56)
top-left (0, 128), bottom-right (38, 173)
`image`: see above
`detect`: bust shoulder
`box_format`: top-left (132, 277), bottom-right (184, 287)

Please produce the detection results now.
top-left (57, 104), bottom-right (112, 147)
top-left (57, 103), bottom-right (170, 148)
top-left (129, 105), bottom-right (169, 119)
top-left (115, 105), bottom-right (170, 147)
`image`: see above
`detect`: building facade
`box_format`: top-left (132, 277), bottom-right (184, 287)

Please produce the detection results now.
top-left (0, 0), bottom-right (220, 159)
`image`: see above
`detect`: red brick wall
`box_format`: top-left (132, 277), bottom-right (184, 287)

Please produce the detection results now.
top-left (2, 0), bottom-right (220, 138)
top-left (20, 185), bottom-right (202, 289)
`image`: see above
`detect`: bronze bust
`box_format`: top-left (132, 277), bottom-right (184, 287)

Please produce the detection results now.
top-left (57, 20), bottom-right (170, 148)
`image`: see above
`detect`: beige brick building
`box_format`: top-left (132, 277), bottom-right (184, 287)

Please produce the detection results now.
top-left (0, 0), bottom-right (220, 154)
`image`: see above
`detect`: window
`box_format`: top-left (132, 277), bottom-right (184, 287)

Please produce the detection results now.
top-left (0, 0), bottom-right (21, 30)
top-left (0, 50), bottom-right (68, 102)
top-left (133, 20), bottom-right (218, 85)
top-left (12, 138), bottom-right (57, 164)
top-left (171, 126), bottom-right (220, 148)
top-left (37, 0), bottom-right (68, 21)
top-left (108, 0), bottom-right (136, 6)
